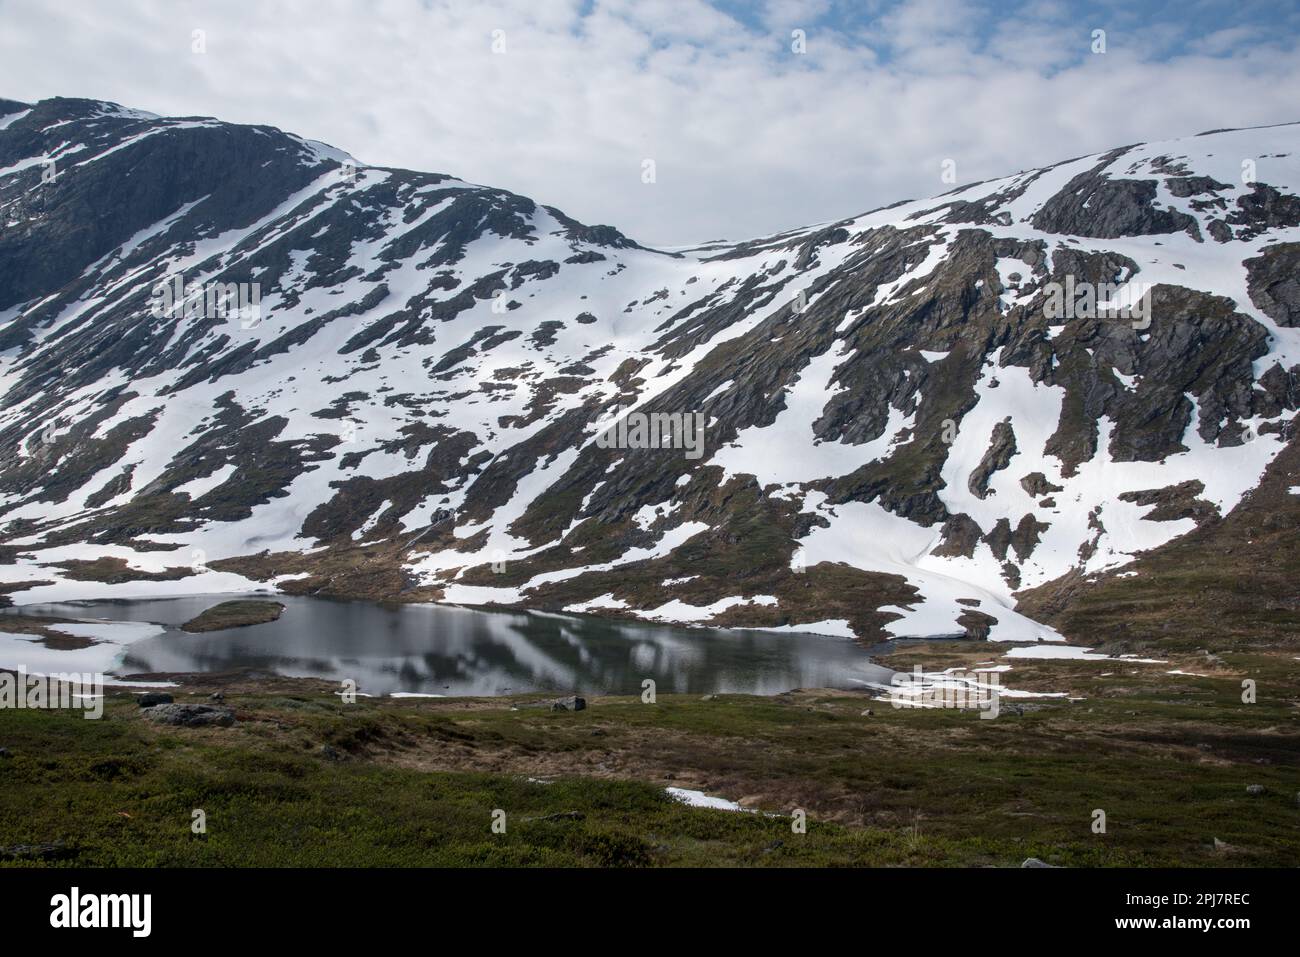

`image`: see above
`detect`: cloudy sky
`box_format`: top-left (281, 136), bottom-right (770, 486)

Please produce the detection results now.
top-left (1, 0), bottom-right (1297, 245)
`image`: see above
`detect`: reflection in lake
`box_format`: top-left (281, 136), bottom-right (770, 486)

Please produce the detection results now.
top-left (3, 594), bottom-right (893, 697)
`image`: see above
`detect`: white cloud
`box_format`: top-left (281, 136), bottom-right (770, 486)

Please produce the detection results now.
top-left (1191, 25), bottom-right (1266, 57)
top-left (0, 0), bottom-right (1295, 246)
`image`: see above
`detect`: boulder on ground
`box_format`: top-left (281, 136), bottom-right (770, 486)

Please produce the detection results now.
top-left (548, 695), bottom-right (586, 712)
top-left (143, 703), bottom-right (235, 727)
top-left (136, 692), bottom-right (174, 707)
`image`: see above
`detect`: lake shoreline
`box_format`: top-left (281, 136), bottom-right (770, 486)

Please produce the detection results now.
top-left (2, 644), bottom-right (1296, 867)
top-left (0, 592), bottom-right (899, 698)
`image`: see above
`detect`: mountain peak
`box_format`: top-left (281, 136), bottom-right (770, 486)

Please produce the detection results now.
top-left (0, 99), bottom-right (1297, 648)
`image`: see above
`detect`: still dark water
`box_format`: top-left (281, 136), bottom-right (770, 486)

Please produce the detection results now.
top-left (3, 594), bottom-right (892, 697)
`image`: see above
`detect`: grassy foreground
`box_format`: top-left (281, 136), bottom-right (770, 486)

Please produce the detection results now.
top-left (0, 645), bottom-right (1297, 867)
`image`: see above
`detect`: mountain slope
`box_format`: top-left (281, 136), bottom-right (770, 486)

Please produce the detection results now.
top-left (1, 97), bottom-right (1297, 647)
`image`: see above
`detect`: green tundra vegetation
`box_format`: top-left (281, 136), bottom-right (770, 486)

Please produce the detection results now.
top-left (0, 642), bottom-right (1296, 867)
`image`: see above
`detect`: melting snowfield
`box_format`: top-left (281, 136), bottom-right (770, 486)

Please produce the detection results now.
top-left (0, 619), bottom-right (173, 686)
top-left (0, 104), bottom-right (1297, 647)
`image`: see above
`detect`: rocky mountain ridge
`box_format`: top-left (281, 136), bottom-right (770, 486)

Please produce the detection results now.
top-left (1, 97), bottom-right (1297, 648)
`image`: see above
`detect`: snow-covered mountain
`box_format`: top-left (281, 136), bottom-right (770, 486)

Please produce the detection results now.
top-left (2, 97), bottom-right (1297, 645)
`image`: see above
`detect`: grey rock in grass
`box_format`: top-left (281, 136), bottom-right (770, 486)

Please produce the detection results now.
top-left (548, 695), bottom-right (586, 712)
top-left (143, 703), bottom-right (235, 727)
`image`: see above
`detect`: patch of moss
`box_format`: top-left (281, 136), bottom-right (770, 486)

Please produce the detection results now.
top-left (180, 599), bottom-right (286, 633)
top-left (1, 652), bottom-right (1295, 868)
